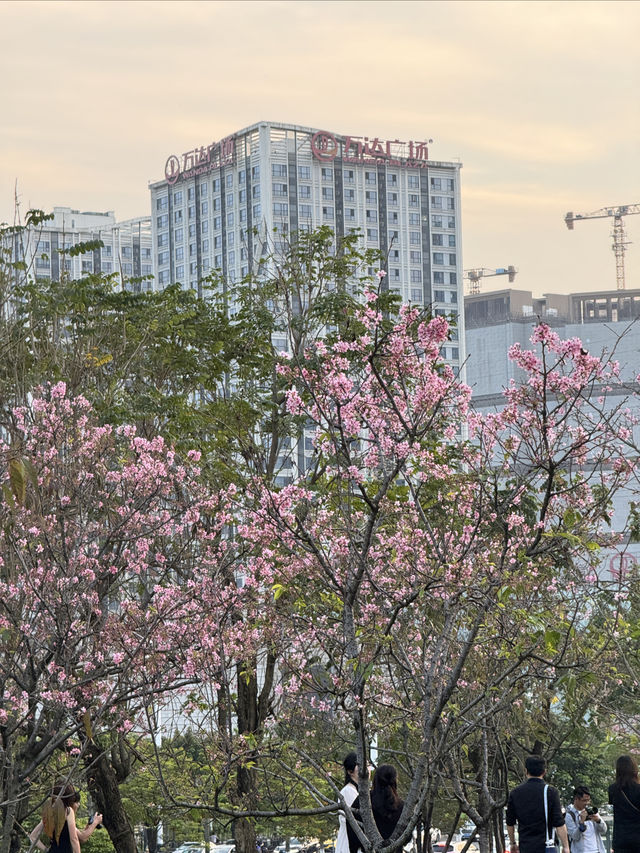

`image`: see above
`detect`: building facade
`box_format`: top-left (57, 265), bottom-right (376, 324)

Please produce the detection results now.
top-left (149, 120), bottom-right (465, 365)
top-left (3, 207), bottom-right (153, 290)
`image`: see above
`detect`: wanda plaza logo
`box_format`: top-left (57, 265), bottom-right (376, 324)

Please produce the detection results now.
top-left (311, 130), bottom-right (433, 168)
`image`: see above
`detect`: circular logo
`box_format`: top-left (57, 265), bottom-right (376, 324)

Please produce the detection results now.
top-left (165, 154), bottom-right (181, 185)
top-left (311, 131), bottom-right (338, 161)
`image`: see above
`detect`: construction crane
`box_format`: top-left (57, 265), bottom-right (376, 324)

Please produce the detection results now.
top-left (564, 204), bottom-right (640, 290)
top-left (464, 266), bottom-right (517, 294)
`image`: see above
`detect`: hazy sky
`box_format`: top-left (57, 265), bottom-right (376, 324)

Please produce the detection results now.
top-left (2, 0), bottom-right (639, 295)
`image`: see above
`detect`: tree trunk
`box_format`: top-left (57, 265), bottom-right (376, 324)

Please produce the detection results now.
top-left (85, 744), bottom-right (137, 853)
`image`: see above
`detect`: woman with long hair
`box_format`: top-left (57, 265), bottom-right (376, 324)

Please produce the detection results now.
top-left (29, 782), bottom-right (103, 853)
top-left (608, 755), bottom-right (640, 853)
top-left (347, 764), bottom-right (404, 853)
top-left (335, 753), bottom-right (359, 853)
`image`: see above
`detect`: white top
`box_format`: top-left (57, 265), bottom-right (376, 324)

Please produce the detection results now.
top-left (336, 782), bottom-right (358, 853)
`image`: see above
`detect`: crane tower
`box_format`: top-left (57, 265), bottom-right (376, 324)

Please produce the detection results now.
top-left (464, 266), bottom-right (517, 294)
top-left (564, 204), bottom-right (640, 290)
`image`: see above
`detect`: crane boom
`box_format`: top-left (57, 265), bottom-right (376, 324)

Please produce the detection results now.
top-left (564, 203), bottom-right (640, 290)
top-left (464, 266), bottom-right (516, 294)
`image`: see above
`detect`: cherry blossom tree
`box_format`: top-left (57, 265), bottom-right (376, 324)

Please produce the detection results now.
top-left (0, 384), bottom-right (237, 853)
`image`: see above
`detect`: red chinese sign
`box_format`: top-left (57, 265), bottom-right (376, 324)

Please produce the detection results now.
top-left (311, 131), bottom-right (432, 168)
top-left (164, 135), bottom-right (236, 185)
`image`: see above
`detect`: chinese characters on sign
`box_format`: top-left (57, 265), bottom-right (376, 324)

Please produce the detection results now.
top-left (165, 135), bottom-right (236, 185)
top-left (311, 131), bottom-right (432, 168)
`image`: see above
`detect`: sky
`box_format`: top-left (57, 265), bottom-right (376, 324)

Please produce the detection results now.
top-left (1, 0), bottom-right (639, 296)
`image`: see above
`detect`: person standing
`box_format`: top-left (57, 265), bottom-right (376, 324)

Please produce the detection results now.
top-left (564, 785), bottom-right (606, 853)
top-left (608, 754), bottom-right (640, 853)
top-left (29, 782), bottom-right (103, 853)
top-left (506, 755), bottom-right (569, 853)
top-left (347, 764), bottom-right (404, 853)
top-left (336, 753), bottom-right (359, 853)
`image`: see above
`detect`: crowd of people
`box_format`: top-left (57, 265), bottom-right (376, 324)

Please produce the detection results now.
top-left (28, 753), bottom-right (640, 853)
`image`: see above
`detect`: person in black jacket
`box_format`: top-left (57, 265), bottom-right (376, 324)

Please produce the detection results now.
top-left (608, 754), bottom-right (640, 853)
top-left (347, 764), bottom-right (403, 853)
top-left (506, 755), bottom-right (569, 853)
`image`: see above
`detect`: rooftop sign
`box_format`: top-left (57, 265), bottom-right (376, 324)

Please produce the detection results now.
top-left (311, 131), bottom-right (433, 168)
top-left (164, 135), bottom-right (235, 185)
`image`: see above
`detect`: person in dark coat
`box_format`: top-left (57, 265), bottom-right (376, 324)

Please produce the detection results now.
top-left (347, 764), bottom-right (403, 853)
top-left (608, 754), bottom-right (640, 853)
top-left (506, 755), bottom-right (569, 853)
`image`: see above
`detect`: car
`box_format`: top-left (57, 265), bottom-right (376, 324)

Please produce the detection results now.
top-left (433, 843), bottom-right (479, 853)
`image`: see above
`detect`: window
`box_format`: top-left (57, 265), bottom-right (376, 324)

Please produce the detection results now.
top-left (391, 268), bottom-right (401, 280)
top-left (157, 233), bottom-right (168, 247)
top-left (448, 234), bottom-right (456, 247)
top-left (188, 187), bottom-right (195, 200)
top-left (344, 208), bottom-right (356, 221)
top-left (446, 198), bottom-right (455, 210)
top-left (388, 173), bottom-right (398, 186)
top-left (343, 169), bottom-right (355, 183)
top-left (449, 272), bottom-right (457, 285)
top-left (432, 215), bottom-right (443, 228)
top-left (226, 174), bottom-right (233, 188)
top-left (36, 257), bottom-right (50, 269)
top-left (365, 190), bottom-right (377, 203)
top-left (433, 252), bottom-right (444, 265)
top-left (156, 196), bottom-right (168, 210)
top-left (239, 189), bottom-right (247, 203)
top-left (448, 216), bottom-right (456, 228)
top-left (366, 209), bottom-right (377, 222)
top-left (190, 261), bottom-right (197, 274)
top-left (102, 245), bottom-right (112, 256)
top-left (202, 238), bottom-right (209, 253)
top-left (410, 231), bottom-right (420, 245)
top-left (299, 184), bottom-right (311, 198)
top-left (322, 186), bottom-right (334, 201)
top-left (188, 205), bottom-right (196, 219)
top-left (389, 212), bottom-right (399, 225)
top-left (214, 235), bottom-right (222, 249)
top-left (408, 175), bottom-right (419, 189)
top-left (431, 196), bottom-right (443, 209)
top-left (344, 188), bottom-right (355, 201)
top-left (158, 251), bottom-right (169, 266)
top-left (175, 247), bottom-right (184, 261)
top-left (228, 251), bottom-right (235, 266)
top-left (202, 220), bottom-right (208, 233)
top-left (321, 167), bottom-right (333, 181)
top-left (273, 182), bottom-right (288, 197)
top-left (430, 177), bottom-right (442, 190)
top-left (253, 203), bottom-right (261, 218)
top-left (227, 212), bottom-right (235, 227)
top-left (227, 231), bottom-right (235, 247)
top-left (411, 288), bottom-right (422, 302)
top-left (158, 269), bottom-right (170, 285)
top-left (366, 228), bottom-right (378, 241)
top-left (238, 171), bottom-right (246, 185)
top-left (226, 193), bottom-right (234, 209)
top-left (252, 185), bottom-right (261, 198)
top-left (174, 190), bottom-right (183, 204)
top-left (432, 233), bottom-right (443, 246)
top-left (434, 272), bottom-right (444, 284)
top-left (157, 214), bottom-right (168, 229)
top-left (201, 200), bottom-right (209, 215)
top-left (387, 192), bottom-right (398, 205)
top-left (365, 171), bottom-right (376, 185)
top-left (446, 178), bottom-right (455, 191)
top-left (214, 254), bottom-right (222, 267)
top-left (239, 208), bottom-right (247, 223)
top-left (199, 183), bottom-right (208, 197)
top-left (272, 163), bottom-right (287, 176)
top-left (174, 227), bottom-right (184, 242)
top-left (299, 165), bottom-right (311, 180)
top-left (189, 224), bottom-right (196, 237)
top-left (322, 206), bottom-right (334, 220)
top-left (389, 249), bottom-right (400, 262)
top-left (123, 246), bottom-right (133, 259)
top-left (409, 213), bottom-right (420, 226)
top-left (448, 253), bottom-right (456, 265)
top-left (123, 263), bottom-right (133, 275)
top-left (273, 202), bottom-right (288, 217)
top-left (410, 270), bottom-right (422, 283)
top-left (212, 216), bottom-right (220, 230)
top-left (410, 251), bottom-right (422, 263)
top-left (389, 230), bottom-right (399, 242)
top-left (252, 165), bottom-right (260, 180)
top-left (409, 193), bottom-right (419, 207)
top-left (300, 204), bottom-right (312, 219)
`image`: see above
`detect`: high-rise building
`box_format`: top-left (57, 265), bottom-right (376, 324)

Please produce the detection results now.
top-left (2, 207), bottom-right (153, 290)
top-left (149, 120), bottom-right (465, 366)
